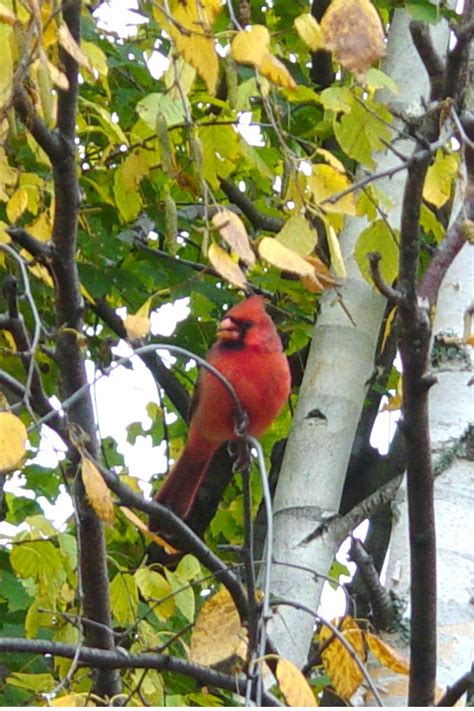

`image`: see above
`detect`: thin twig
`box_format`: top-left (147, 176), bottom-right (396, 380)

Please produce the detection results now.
top-left (271, 598), bottom-right (384, 706)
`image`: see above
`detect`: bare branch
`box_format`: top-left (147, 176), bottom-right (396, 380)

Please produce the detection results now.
top-left (409, 22), bottom-right (446, 101)
top-left (367, 252), bottom-right (404, 305)
top-left (220, 178), bottom-right (284, 233)
top-left (349, 537), bottom-right (396, 632)
top-left (419, 199), bottom-right (474, 307)
top-left (436, 669), bottom-right (474, 707)
top-left (0, 637), bottom-right (282, 707)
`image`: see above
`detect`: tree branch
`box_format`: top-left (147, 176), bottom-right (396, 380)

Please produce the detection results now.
top-left (436, 669), bottom-right (474, 707)
top-left (349, 536), bottom-right (396, 631)
top-left (418, 199), bottom-right (474, 307)
top-left (409, 22), bottom-right (446, 101)
top-left (219, 178), bottom-right (284, 233)
top-left (397, 118), bottom-right (439, 705)
top-left (92, 458), bottom-right (251, 626)
top-left (12, 87), bottom-right (66, 163)
top-left (0, 637), bottom-right (282, 707)
top-left (367, 252), bottom-right (404, 305)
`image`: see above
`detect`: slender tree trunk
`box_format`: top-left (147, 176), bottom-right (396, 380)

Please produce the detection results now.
top-left (267, 10), bottom-right (453, 669)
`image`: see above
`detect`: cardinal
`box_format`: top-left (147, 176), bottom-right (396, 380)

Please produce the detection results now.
top-left (152, 295), bottom-right (291, 520)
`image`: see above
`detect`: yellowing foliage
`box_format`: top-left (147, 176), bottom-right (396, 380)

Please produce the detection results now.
top-left (81, 456), bottom-right (114, 526)
top-left (153, 0), bottom-right (221, 95)
top-left (0, 411), bottom-right (27, 472)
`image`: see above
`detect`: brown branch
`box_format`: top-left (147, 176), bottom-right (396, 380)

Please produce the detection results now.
top-left (219, 178), bottom-right (284, 233)
top-left (418, 198), bottom-right (474, 307)
top-left (445, 18), bottom-right (474, 102)
top-left (91, 458), bottom-right (251, 625)
top-left (349, 537), bottom-right (396, 632)
top-left (28, 0), bottom-right (119, 697)
top-left (367, 252), bottom-right (404, 305)
top-left (6, 227), bottom-right (53, 260)
top-left (397, 114), bottom-right (439, 704)
top-left (0, 638), bottom-right (282, 707)
top-left (12, 87), bottom-right (66, 163)
top-left (436, 669), bottom-right (474, 707)
top-left (301, 471), bottom-right (404, 547)
top-left (409, 22), bottom-right (446, 101)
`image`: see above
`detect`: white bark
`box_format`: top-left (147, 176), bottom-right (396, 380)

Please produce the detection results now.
top-left (268, 12), bottom-right (453, 668)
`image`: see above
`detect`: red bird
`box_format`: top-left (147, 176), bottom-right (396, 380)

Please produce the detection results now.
top-left (153, 295), bottom-right (291, 519)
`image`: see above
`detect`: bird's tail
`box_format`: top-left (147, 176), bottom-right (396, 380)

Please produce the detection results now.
top-left (152, 433), bottom-right (216, 522)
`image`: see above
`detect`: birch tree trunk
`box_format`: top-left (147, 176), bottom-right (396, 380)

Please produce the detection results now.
top-left (268, 11), bottom-right (453, 668)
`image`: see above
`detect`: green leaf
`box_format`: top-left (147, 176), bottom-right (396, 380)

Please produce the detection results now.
top-left (6, 672), bottom-right (55, 693)
top-left (327, 559), bottom-right (350, 589)
top-left (136, 92), bottom-right (189, 129)
top-left (110, 572), bottom-right (138, 625)
top-left (334, 99), bottom-right (392, 169)
top-left (319, 86), bottom-right (353, 113)
top-left (135, 568), bottom-right (175, 621)
top-left (0, 569), bottom-right (33, 612)
top-left (176, 554), bottom-right (202, 581)
top-left (364, 68), bottom-right (398, 95)
top-left (276, 215), bottom-right (317, 255)
top-left (198, 124), bottom-right (240, 189)
top-left (165, 569), bottom-right (195, 623)
top-left (354, 220), bottom-right (399, 288)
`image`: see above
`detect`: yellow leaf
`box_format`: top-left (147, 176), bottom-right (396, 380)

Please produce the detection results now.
top-left (153, 0), bottom-right (221, 95)
top-left (381, 378), bottom-right (402, 412)
top-left (189, 588), bottom-right (247, 667)
top-left (27, 212), bottom-right (52, 242)
top-left (423, 151), bottom-right (459, 208)
top-left (259, 236), bottom-right (314, 277)
top-left (259, 53), bottom-right (296, 90)
top-left (321, 0), bottom-right (385, 78)
top-left (277, 657), bottom-right (318, 706)
top-left (380, 306), bottom-right (396, 352)
top-left (58, 23), bottom-right (93, 74)
top-left (81, 456), bottom-right (114, 525)
top-left (50, 693), bottom-right (96, 707)
top-left (294, 13), bottom-right (324, 51)
top-left (319, 616), bottom-right (365, 700)
top-left (124, 314), bottom-right (151, 341)
top-left (208, 243), bottom-right (247, 289)
top-left (314, 147), bottom-right (346, 173)
top-left (366, 633), bottom-right (410, 674)
top-left (121, 507), bottom-right (178, 555)
top-left (212, 209), bottom-right (255, 265)
top-left (231, 25), bottom-right (270, 67)
top-left (307, 164), bottom-right (356, 215)
top-left (164, 55), bottom-right (196, 98)
top-left (0, 411), bottom-right (27, 473)
top-left (0, 2), bottom-right (16, 25)
top-left (46, 59), bottom-right (69, 90)
top-left (326, 225), bottom-right (346, 278)
top-left (0, 220), bottom-right (10, 245)
top-left (0, 25), bottom-right (13, 108)
top-left (6, 187), bottom-right (28, 223)
top-left (81, 40), bottom-right (108, 77)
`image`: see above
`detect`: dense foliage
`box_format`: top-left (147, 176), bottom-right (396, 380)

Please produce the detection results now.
top-left (0, 0), bottom-right (471, 705)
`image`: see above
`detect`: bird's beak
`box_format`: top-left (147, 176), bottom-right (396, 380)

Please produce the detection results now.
top-left (216, 316), bottom-right (241, 341)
